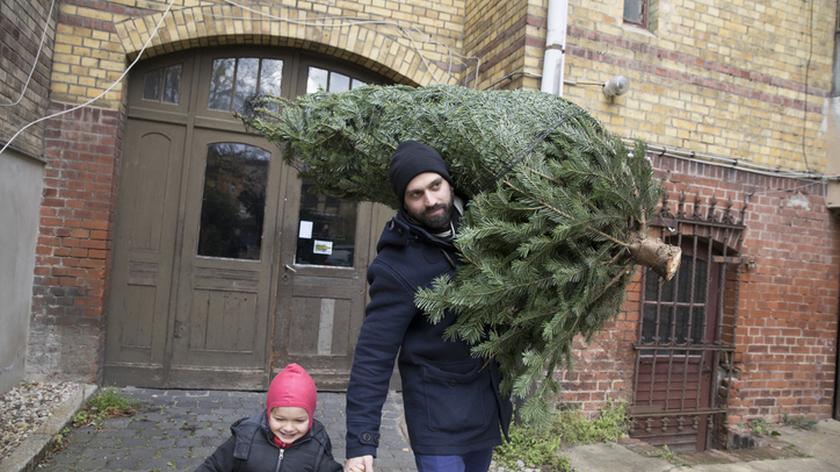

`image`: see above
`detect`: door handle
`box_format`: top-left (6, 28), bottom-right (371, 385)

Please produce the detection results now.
top-left (284, 264), bottom-right (297, 273)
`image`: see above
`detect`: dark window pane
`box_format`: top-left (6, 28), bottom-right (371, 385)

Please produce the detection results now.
top-left (676, 257), bottom-right (692, 302)
top-left (644, 267), bottom-right (674, 302)
top-left (624, 0), bottom-right (645, 24)
top-left (162, 64), bottom-right (182, 104)
top-left (233, 58), bottom-right (259, 113)
top-left (642, 303), bottom-right (673, 343)
top-left (691, 307), bottom-right (705, 343)
top-left (295, 179), bottom-right (357, 267)
top-left (642, 304), bottom-right (657, 343)
top-left (143, 69), bottom-right (162, 101)
top-left (198, 143), bottom-right (270, 260)
top-left (259, 59), bottom-right (283, 97)
top-left (693, 258), bottom-right (707, 303)
top-left (673, 306), bottom-right (690, 343)
top-left (208, 58), bottom-right (235, 110)
top-left (307, 67), bottom-right (328, 94)
top-left (329, 72), bottom-right (350, 92)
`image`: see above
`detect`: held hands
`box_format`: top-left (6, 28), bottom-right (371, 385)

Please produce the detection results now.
top-left (344, 455), bottom-right (374, 472)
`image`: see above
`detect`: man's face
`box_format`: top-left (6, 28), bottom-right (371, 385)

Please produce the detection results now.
top-left (403, 172), bottom-right (454, 230)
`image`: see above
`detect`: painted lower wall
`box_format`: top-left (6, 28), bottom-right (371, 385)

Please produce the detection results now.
top-left (0, 150), bottom-right (44, 394)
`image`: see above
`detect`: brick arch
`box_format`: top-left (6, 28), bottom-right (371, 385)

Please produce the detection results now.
top-left (114, 4), bottom-right (458, 86)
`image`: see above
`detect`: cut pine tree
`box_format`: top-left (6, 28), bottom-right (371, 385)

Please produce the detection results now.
top-left (242, 84), bottom-right (680, 423)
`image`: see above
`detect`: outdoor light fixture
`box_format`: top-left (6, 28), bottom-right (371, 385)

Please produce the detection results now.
top-left (563, 75), bottom-right (631, 99)
top-left (602, 75), bottom-right (630, 97)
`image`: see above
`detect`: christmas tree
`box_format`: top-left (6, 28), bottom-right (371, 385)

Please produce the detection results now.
top-left (242, 84), bottom-right (679, 423)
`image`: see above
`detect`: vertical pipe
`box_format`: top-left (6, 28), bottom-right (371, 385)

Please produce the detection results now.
top-left (541, 0), bottom-right (568, 96)
top-left (833, 0), bottom-right (840, 423)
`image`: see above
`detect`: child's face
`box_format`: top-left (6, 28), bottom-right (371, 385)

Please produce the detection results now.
top-left (268, 406), bottom-right (310, 445)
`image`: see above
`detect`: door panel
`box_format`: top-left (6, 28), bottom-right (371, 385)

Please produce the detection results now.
top-left (273, 168), bottom-right (372, 389)
top-left (104, 121), bottom-right (186, 385)
top-left (631, 245), bottom-right (721, 452)
top-left (168, 130), bottom-right (284, 388)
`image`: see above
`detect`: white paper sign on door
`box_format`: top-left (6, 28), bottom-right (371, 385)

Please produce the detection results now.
top-left (298, 220), bottom-right (313, 239)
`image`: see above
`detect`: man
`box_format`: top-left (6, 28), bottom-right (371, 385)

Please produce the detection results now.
top-left (344, 141), bottom-right (511, 472)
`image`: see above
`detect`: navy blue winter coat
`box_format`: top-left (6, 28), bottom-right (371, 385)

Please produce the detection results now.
top-left (345, 209), bottom-right (512, 458)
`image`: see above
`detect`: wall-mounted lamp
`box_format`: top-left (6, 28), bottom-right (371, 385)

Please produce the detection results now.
top-left (564, 75), bottom-right (631, 99)
top-left (603, 75), bottom-right (630, 97)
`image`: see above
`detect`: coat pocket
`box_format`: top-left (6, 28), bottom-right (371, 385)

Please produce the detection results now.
top-left (421, 360), bottom-right (492, 434)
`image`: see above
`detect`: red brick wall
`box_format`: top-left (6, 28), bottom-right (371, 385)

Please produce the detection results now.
top-left (560, 154), bottom-right (839, 425)
top-left (557, 275), bottom-right (640, 413)
top-left (26, 102), bottom-right (122, 381)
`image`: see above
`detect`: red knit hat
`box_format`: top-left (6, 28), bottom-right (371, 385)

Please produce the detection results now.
top-left (266, 363), bottom-right (317, 428)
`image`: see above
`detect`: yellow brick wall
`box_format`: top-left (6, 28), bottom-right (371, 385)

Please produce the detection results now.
top-left (464, 0), bottom-right (528, 89)
top-left (0, 0), bottom-right (56, 158)
top-left (557, 0), bottom-right (836, 172)
top-left (50, 0), bottom-right (468, 110)
top-left (50, 0), bottom-right (837, 171)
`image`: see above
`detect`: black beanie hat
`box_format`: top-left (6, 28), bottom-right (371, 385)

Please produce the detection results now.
top-left (388, 141), bottom-right (453, 202)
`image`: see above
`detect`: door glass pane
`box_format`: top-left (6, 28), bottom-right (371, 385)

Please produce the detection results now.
top-left (198, 143), bottom-right (271, 260)
top-left (233, 58), bottom-right (259, 113)
top-left (162, 64), bottom-right (182, 104)
top-left (143, 69), bottom-right (162, 101)
top-left (642, 251), bottom-right (711, 345)
top-left (208, 58), bottom-right (235, 110)
top-left (644, 267), bottom-right (674, 302)
top-left (329, 72), bottom-right (350, 92)
top-left (307, 67), bottom-right (328, 93)
top-left (691, 307), bottom-right (705, 343)
top-left (295, 179), bottom-right (356, 267)
top-left (641, 304), bottom-right (658, 343)
top-left (259, 59), bottom-right (283, 97)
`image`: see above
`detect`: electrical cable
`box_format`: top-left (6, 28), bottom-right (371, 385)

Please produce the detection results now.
top-left (0, 0), bottom-right (56, 107)
top-left (0, 0), bottom-right (176, 158)
top-left (637, 140), bottom-right (836, 181)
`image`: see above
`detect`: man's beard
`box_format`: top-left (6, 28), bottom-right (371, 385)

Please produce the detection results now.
top-left (409, 202), bottom-right (453, 230)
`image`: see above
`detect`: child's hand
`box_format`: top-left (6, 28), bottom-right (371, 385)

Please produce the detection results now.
top-left (344, 454), bottom-right (374, 472)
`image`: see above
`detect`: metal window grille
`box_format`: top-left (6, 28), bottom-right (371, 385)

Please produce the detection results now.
top-left (630, 192), bottom-right (747, 452)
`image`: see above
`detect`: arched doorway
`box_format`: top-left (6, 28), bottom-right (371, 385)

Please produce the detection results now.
top-left (104, 47), bottom-right (392, 389)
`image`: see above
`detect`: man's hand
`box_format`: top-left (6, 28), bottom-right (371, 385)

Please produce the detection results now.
top-left (344, 455), bottom-right (374, 472)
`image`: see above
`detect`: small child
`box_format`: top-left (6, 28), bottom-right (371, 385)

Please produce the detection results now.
top-left (196, 363), bottom-right (342, 472)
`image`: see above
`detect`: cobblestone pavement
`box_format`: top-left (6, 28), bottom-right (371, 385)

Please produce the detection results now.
top-left (36, 387), bottom-right (417, 471)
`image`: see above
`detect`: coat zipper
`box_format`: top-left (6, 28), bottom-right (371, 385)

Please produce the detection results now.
top-left (274, 448), bottom-right (284, 472)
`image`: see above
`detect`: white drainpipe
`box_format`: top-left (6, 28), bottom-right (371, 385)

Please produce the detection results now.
top-left (540, 0), bottom-right (569, 96)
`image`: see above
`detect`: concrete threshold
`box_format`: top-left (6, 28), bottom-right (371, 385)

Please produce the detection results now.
top-left (0, 383), bottom-right (98, 472)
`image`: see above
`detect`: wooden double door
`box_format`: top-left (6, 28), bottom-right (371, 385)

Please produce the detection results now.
top-left (104, 48), bottom-right (389, 389)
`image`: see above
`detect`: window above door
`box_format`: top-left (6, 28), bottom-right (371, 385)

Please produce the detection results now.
top-left (207, 57), bottom-right (284, 113)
